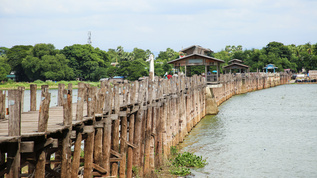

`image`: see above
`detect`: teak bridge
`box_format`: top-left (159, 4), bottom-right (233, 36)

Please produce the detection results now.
top-left (0, 72), bottom-right (290, 178)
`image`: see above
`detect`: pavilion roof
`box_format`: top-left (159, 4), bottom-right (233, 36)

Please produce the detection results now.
top-left (223, 63), bottom-right (249, 69)
top-left (167, 53), bottom-right (225, 66)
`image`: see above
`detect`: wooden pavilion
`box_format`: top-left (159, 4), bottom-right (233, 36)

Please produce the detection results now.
top-left (167, 45), bottom-right (225, 84)
top-left (223, 59), bottom-right (250, 74)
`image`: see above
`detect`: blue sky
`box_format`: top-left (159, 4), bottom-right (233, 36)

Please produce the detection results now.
top-left (1, 0), bottom-right (317, 55)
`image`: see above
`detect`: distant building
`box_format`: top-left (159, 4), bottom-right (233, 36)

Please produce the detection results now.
top-left (263, 64), bottom-right (278, 73)
top-left (223, 59), bottom-right (249, 74)
top-left (6, 71), bottom-right (16, 81)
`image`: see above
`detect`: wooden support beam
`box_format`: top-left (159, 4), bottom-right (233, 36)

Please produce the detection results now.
top-left (38, 85), bottom-right (51, 132)
top-left (0, 90), bottom-right (5, 120)
top-left (84, 131), bottom-right (94, 178)
top-left (20, 141), bottom-right (34, 153)
top-left (94, 127), bottom-right (103, 166)
top-left (92, 163), bottom-right (107, 174)
top-left (58, 83), bottom-right (65, 106)
top-left (71, 130), bottom-right (82, 178)
top-left (110, 149), bottom-right (122, 158)
top-left (111, 84), bottom-right (120, 177)
top-left (76, 84), bottom-right (85, 121)
top-left (127, 114), bottom-right (135, 178)
top-left (119, 116), bottom-right (128, 177)
top-left (8, 89), bottom-right (22, 136)
top-left (30, 84), bottom-right (37, 111)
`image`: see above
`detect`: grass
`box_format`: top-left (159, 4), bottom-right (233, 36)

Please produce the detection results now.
top-left (0, 80), bottom-right (100, 90)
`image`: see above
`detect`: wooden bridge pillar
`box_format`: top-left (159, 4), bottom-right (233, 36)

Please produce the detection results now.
top-left (7, 89), bottom-right (22, 178)
top-left (30, 84), bottom-right (37, 111)
top-left (0, 90), bottom-right (5, 120)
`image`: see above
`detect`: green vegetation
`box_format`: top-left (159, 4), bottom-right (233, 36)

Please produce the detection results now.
top-left (0, 80), bottom-right (99, 89)
top-left (1, 41), bottom-right (317, 83)
top-left (168, 146), bottom-right (207, 176)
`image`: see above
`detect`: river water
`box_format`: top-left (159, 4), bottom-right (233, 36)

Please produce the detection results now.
top-left (179, 84), bottom-right (317, 178)
top-left (4, 89), bottom-right (78, 112)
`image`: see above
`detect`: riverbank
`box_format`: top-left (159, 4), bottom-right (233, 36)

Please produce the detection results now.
top-left (0, 80), bottom-right (99, 90)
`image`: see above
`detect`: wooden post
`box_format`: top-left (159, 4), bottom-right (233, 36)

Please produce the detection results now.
top-left (34, 139), bottom-right (46, 178)
top-left (8, 90), bottom-right (21, 136)
top-left (7, 89), bottom-right (22, 177)
top-left (87, 86), bottom-right (97, 117)
top-left (38, 85), bottom-right (51, 132)
top-left (30, 84), bottom-right (37, 111)
top-left (58, 83), bottom-right (65, 106)
top-left (102, 84), bottom-right (112, 176)
top-left (119, 115), bottom-right (128, 177)
top-left (133, 109), bottom-right (144, 168)
top-left (61, 87), bottom-right (72, 177)
top-left (0, 90), bottom-right (5, 119)
top-left (94, 127), bottom-right (103, 166)
top-left (76, 83), bottom-right (85, 121)
top-left (18, 86), bottom-right (25, 113)
top-left (71, 130), bottom-right (83, 178)
top-left (111, 84), bottom-right (120, 177)
top-left (127, 114), bottom-right (135, 178)
top-left (144, 81), bottom-right (153, 175)
top-left (84, 130), bottom-right (95, 178)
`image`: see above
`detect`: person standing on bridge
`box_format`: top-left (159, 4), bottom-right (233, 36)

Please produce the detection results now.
top-left (167, 72), bottom-right (172, 79)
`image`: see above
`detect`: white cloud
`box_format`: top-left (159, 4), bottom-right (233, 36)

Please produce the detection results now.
top-left (1, 0), bottom-right (316, 53)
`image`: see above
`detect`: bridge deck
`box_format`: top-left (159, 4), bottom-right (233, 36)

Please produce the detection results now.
top-left (0, 103), bottom-right (88, 143)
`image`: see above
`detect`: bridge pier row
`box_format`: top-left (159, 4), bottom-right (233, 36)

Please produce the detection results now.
top-left (0, 73), bottom-right (291, 178)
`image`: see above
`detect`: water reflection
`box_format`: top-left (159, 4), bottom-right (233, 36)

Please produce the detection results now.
top-left (179, 84), bottom-right (317, 178)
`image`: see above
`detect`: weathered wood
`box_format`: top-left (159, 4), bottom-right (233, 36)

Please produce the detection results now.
top-left (133, 110), bottom-right (144, 167)
top-left (0, 90), bottom-right (5, 120)
top-left (38, 85), bottom-right (51, 132)
top-left (60, 128), bottom-right (72, 177)
top-left (111, 84), bottom-right (120, 177)
top-left (94, 127), bottom-right (103, 166)
top-left (143, 106), bottom-right (152, 175)
top-left (20, 141), bottom-right (34, 153)
top-left (8, 89), bottom-right (22, 137)
top-left (18, 86), bottom-right (25, 113)
top-left (58, 83), bottom-right (65, 106)
top-left (102, 85), bottom-right (112, 176)
top-left (7, 141), bottom-right (20, 178)
top-left (34, 146), bottom-right (46, 178)
top-left (71, 130), bottom-right (82, 178)
top-left (30, 84), bottom-right (37, 111)
top-left (84, 130), bottom-right (95, 178)
top-left (127, 114), bottom-right (135, 178)
top-left (76, 86), bottom-right (85, 121)
top-left (119, 116), bottom-right (128, 177)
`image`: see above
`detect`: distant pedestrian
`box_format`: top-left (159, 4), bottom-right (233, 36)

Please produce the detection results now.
top-left (167, 72), bottom-right (172, 79)
top-left (163, 72), bottom-right (168, 79)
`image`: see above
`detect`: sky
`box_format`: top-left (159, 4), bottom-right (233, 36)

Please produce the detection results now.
top-left (1, 0), bottom-right (317, 55)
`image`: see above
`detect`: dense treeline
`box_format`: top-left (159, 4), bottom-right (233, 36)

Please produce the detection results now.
top-left (0, 41), bottom-right (316, 82)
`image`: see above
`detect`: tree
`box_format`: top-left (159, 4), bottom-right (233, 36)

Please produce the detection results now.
top-left (0, 47), bottom-right (9, 56)
top-left (117, 59), bottom-right (148, 81)
top-left (61, 44), bottom-right (107, 80)
top-left (6, 45), bottom-right (33, 81)
top-left (0, 56), bottom-right (11, 81)
top-left (22, 44), bottom-right (75, 81)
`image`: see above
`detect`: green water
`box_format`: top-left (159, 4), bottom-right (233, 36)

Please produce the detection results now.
top-left (179, 84), bottom-right (317, 178)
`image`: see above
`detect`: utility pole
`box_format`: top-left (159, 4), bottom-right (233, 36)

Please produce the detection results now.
top-left (87, 31), bottom-right (92, 45)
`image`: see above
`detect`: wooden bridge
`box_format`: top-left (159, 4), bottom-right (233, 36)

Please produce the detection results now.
top-left (0, 75), bottom-right (207, 177)
top-left (0, 72), bottom-right (291, 178)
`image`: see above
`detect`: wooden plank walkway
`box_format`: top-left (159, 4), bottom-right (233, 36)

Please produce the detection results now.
top-left (0, 103), bottom-right (87, 140)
